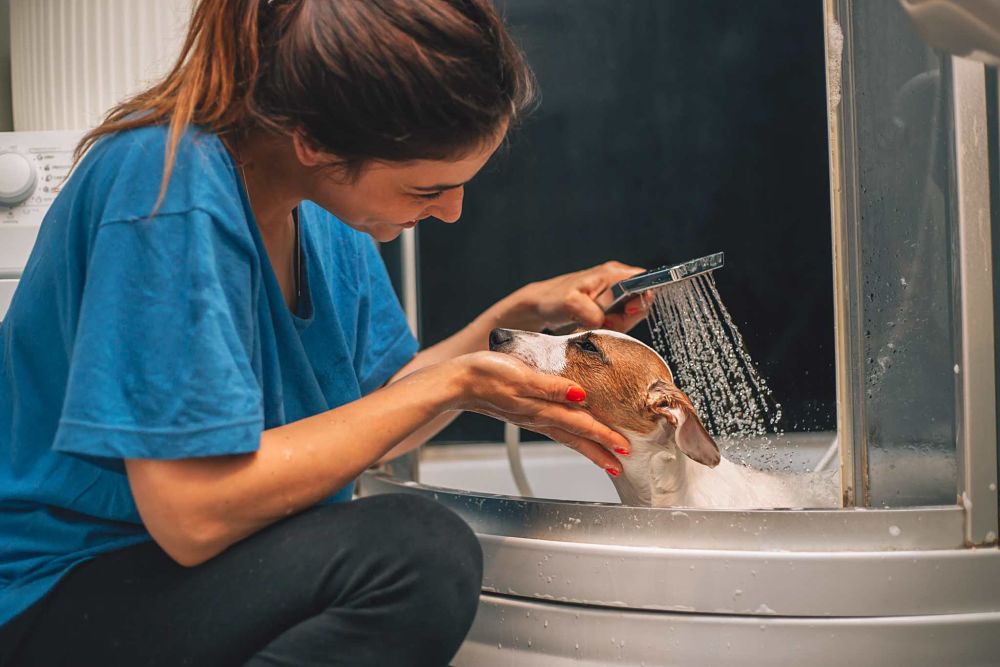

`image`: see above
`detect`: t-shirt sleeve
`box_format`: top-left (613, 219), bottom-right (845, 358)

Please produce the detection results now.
top-left (53, 209), bottom-right (264, 460)
top-left (354, 237), bottom-right (419, 395)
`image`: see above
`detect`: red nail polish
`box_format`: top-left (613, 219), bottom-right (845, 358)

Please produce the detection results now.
top-left (614, 447), bottom-right (630, 456)
top-left (566, 386), bottom-right (586, 402)
top-left (606, 467), bottom-right (620, 477)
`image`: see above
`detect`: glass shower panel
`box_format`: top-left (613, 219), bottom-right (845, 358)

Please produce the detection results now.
top-left (842, 0), bottom-right (958, 505)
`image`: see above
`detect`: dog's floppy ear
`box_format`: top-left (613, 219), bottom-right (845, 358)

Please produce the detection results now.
top-left (647, 379), bottom-right (721, 468)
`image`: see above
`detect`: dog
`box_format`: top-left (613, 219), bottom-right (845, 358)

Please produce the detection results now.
top-left (488, 327), bottom-right (838, 509)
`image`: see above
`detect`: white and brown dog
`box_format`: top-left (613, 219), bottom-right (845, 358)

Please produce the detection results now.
top-left (488, 327), bottom-right (837, 509)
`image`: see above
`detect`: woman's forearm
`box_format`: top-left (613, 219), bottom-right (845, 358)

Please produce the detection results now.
top-left (390, 289), bottom-right (534, 380)
top-left (377, 289), bottom-right (537, 460)
top-left (126, 361), bottom-right (468, 566)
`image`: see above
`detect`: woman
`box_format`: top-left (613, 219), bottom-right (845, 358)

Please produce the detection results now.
top-left (0, 1), bottom-right (647, 665)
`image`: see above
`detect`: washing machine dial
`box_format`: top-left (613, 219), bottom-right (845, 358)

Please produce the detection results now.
top-left (0, 151), bottom-right (38, 206)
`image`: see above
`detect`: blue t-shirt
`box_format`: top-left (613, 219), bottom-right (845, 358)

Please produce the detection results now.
top-left (0, 126), bottom-right (419, 627)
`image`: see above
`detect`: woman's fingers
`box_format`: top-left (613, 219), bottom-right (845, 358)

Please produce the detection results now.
top-left (562, 291), bottom-right (607, 329)
top-left (580, 261), bottom-right (645, 294)
top-left (602, 295), bottom-right (650, 333)
top-left (460, 353), bottom-right (630, 468)
top-left (528, 373), bottom-right (630, 454)
top-left (534, 426), bottom-right (623, 474)
top-left (526, 398), bottom-right (631, 455)
top-left (586, 262), bottom-right (645, 302)
top-left (528, 260), bottom-right (645, 332)
top-left (484, 368), bottom-right (630, 454)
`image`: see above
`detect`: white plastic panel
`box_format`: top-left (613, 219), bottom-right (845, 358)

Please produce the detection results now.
top-left (0, 279), bottom-right (16, 320)
top-left (0, 130), bottom-right (82, 273)
top-left (10, 0), bottom-right (194, 131)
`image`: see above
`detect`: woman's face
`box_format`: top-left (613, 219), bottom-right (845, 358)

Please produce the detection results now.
top-left (298, 128), bottom-right (507, 242)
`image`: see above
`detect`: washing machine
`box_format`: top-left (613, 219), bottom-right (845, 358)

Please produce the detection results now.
top-left (0, 130), bottom-right (82, 319)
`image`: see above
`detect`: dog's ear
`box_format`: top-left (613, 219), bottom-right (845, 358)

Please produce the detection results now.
top-left (647, 379), bottom-right (721, 468)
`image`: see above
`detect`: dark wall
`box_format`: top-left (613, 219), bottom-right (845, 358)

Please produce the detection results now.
top-left (388, 0), bottom-right (835, 441)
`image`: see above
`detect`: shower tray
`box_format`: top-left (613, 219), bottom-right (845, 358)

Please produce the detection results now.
top-left (359, 437), bottom-right (1000, 666)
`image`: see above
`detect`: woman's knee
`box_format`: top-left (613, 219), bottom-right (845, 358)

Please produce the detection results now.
top-left (356, 494), bottom-right (482, 624)
top-left (360, 493), bottom-right (483, 588)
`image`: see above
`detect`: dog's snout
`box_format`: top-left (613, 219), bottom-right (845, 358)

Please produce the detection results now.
top-left (489, 328), bottom-right (514, 351)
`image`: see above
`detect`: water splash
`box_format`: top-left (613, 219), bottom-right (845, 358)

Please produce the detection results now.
top-left (645, 273), bottom-right (782, 461)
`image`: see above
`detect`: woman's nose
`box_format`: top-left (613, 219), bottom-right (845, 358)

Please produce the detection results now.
top-left (427, 187), bottom-right (464, 223)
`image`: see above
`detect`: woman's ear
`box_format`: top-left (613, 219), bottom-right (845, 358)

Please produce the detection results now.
top-left (291, 132), bottom-right (329, 168)
top-left (647, 379), bottom-right (721, 468)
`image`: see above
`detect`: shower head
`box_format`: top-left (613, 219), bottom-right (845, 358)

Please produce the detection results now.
top-left (541, 251), bottom-right (724, 335)
top-left (606, 251), bottom-right (725, 313)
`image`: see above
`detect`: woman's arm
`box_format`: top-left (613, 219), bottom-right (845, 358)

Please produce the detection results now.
top-left (371, 289), bottom-right (530, 464)
top-left (126, 352), bottom-right (630, 567)
top-left (377, 261), bottom-right (649, 461)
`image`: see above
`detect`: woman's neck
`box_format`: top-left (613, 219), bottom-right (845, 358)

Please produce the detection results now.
top-left (229, 128), bottom-right (306, 231)
top-left (228, 127), bottom-right (307, 311)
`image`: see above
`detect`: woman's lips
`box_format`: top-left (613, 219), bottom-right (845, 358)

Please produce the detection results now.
top-left (401, 220), bottom-right (419, 228)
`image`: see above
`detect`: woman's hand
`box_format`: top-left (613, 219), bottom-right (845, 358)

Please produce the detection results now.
top-left (503, 261), bottom-right (650, 333)
top-left (452, 351), bottom-right (630, 473)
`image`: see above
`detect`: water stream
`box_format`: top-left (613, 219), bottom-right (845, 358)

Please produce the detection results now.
top-left (645, 273), bottom-right (782, 463)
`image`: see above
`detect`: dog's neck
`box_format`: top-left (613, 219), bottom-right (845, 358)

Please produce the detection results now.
top-left (613, 420), bottom-right (706, 507)
top-left (610, 423), bottom-right (839, 509)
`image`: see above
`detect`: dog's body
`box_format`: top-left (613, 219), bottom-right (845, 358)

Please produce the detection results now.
top-left (489, 327), bottom-right (838, 509)
top-left (617, 424), bottom-right (837, 508)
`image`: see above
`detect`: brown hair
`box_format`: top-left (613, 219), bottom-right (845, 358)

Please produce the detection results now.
top-left (76, 0), bottom-right (536, 205)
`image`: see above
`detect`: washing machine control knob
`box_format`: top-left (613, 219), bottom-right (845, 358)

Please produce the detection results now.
top-left (0, 151), bottom-right (37, 206)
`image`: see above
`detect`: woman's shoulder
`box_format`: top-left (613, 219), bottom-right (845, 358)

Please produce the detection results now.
top-left (88, 123), bottom-right (222, 159)
top-left (78, 124), bottom-right (241, 224)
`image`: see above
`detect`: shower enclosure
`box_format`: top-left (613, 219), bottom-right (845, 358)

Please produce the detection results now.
top-left (362, 1), bottom-right (1000, 663)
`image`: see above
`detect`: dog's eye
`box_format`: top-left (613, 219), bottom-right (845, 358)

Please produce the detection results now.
top-left (576, 338), bottom-right (601, 355)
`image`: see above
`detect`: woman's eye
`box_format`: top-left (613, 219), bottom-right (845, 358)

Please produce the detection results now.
top-left (414, 191), bottom-right (443, 200)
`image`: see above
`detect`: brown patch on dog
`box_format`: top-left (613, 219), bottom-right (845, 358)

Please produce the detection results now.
top-left (558, 332), bottom-right (678, 436)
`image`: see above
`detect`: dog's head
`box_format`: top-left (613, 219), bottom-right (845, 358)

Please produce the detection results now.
top-left (489, 327), bottom-right (720, 468)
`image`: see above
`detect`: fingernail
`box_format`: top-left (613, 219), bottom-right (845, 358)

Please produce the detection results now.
top-left (566, 386), bottom-right (586, 402)
top-left (614, 447), bottom-right (630, 456)
top-left (606, 467), bottom-right (620, 477)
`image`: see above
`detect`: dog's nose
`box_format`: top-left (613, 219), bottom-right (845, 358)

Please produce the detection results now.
top-left (489, 328), bottom-right (514, 350)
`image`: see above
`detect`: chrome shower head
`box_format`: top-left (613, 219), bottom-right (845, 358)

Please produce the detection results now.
top-left (606, 251), bottom-right (725, 313)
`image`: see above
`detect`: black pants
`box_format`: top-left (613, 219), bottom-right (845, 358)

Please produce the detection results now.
top-left (0, 494), bottom-right (483, 667)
